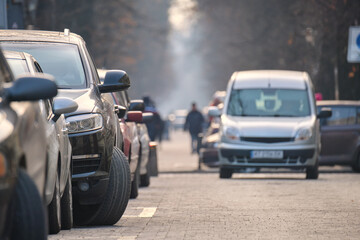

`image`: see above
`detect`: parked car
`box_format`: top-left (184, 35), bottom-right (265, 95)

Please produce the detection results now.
top-left (4, 50), bottom-right (78, 233)
top-left (99, 69), bottom-right (142, 198)
top-left (199, 121), bottom-right (221, 167)
top-left (0, 49), bottom-right (58, 240)
top-left (317, 100), bottom-right (360, 172)
top-left (209, 70), bottom-right (332, 179)
top-left (0, 29), bottom-right (132, 226)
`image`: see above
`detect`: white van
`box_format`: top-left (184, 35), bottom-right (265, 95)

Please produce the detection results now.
top-left (209, 70), bottom-right (331, 179)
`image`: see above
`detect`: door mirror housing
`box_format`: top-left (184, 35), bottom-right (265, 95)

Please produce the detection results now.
top-left (208, 106), bottom-right (221, 117)
top-left (115, 105), bottom-right (127, 119)
top-left (142, 112), bottom-right (154, 123)
top-left (6, 73), bottom-right (57, 102)
top-left (126, 111), bottom-right (143, 123)
top-left (53, 97), bottom-right (78, 115)
top-left (317, 107), bottom-right (332, 119)
top-left (129, 100), bottom-right (145, 112)
top-left (98, 70), bottom-right (130, 93)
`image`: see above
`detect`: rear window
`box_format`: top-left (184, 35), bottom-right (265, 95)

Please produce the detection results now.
top-left (1, 42), bottom-right (87, 89)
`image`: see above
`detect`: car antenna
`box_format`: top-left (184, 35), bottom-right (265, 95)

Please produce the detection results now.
top-left (64, 28), bottom-right (70, 36)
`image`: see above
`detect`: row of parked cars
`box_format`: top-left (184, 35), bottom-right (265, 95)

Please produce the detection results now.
top-left (0, 29), bottom-right (157, 239)
top-left (200, 70), bottom-right (360, 179)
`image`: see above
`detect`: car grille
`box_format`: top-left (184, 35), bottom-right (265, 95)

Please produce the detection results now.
top-left (240, 137), bottom-right (294, 143)
top-left (72, 156), bottom-right (101, 175)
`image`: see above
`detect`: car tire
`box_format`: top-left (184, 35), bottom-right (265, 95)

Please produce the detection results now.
top-left (77, 147), bottom-right (131, 226)
top-left (306, 161), bottom-right (319, 179)
top-left (48, 170), bottom-right (61, 234)
top-left (220, 168), bottom-right (233, 179)
top-left (352, 155), bottom-right (360, 173)
top-left (11, 169), bottom-right (47, 240)
top-left (102, 148), bottom-right (131, 225)
top-left (130, 164), bottom-right (140, 199)
top-left (140, 172), bottom-right (150, 187)
top-left (61, 172), bottom-right (73, 230)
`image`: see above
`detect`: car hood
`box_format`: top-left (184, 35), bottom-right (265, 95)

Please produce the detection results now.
top-left (58, 88), bottom-right (97, 115)
top-left (222, 115), bottom-right (315, 138)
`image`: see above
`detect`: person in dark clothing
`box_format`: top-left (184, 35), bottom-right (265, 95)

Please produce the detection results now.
top-left (184, 102), bottom-right (205, 153)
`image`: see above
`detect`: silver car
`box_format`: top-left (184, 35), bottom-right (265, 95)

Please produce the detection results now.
top-left (209, 70), bottom-right (331, 179)
top-left (5, 50), bottom-right (78, 233)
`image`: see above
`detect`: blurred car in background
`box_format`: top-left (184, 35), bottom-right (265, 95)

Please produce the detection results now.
top-left (0, 49), bottom-right (58, 240)
top-left (169, 109), bottom-right (188, 131)
top-left (0, 29), bottom-right (131, 226)
top-left (5, 50), bottom-right (78, 233)
top-left (317, 100), bottom-right (360, 172)
top-left (199, 122), bottom-right (221, 167)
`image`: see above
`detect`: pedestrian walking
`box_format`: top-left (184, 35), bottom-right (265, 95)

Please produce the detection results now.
top-left (184, 102), bottom-right (204, 154)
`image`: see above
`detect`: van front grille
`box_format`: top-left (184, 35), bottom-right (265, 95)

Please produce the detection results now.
top-left (240, 137), bottom-right (294, 143)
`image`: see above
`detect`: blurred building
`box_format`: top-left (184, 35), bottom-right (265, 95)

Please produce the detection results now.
top-left (0, 0), bottom-right (39, 29)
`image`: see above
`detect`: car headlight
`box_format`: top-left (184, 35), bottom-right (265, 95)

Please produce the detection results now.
top-left (223, 126), bottom-right (241, 141)
top-left (66, 114), bottom-right (103, 133)
top-left (295, 128), bottom-right (312, 141)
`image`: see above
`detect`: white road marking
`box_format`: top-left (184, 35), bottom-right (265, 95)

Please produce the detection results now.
top-left (138, 207), bottom-right (157, 218)
top-left (122, 207), bottom-right (157, 218)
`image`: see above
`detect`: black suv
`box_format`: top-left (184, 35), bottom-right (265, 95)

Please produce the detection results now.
top-left (0, 29), bottom-right (131, 226)
top-left (0, 49), bottom-right (58, 239)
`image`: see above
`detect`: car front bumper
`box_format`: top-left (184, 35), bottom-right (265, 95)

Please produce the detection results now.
top-left (218, 142), bottom-right (318, 169)
top-left (69, 128), bottom-right (112, 205)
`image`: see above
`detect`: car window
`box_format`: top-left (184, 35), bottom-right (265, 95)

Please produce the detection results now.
top-left (320, 106), bottom-right (356, 126)
top-left (0, 42), bottom-right (87, 89)
top-left (6, 58), bottom-right (29, 77)
top-left (227, 88), bottom-right (311, 117)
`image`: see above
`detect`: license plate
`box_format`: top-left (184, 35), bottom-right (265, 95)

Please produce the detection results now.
top-left (251, 150), bottom-right (283, 159)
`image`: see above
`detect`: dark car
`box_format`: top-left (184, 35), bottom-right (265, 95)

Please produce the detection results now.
top-left (317, 100), bottom-right (360, 172)
top-left (4, 50), bottom-right (78, 233)
top-left (0, 49), bottom-right (58, 240)
top-left (199, 121), bottom-right (221, 167)
top-left (0, 29), bottom-right (132, 226)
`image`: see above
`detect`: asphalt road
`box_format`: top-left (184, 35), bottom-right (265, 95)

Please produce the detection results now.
top-left (50, 131), bottom-right (360, 240)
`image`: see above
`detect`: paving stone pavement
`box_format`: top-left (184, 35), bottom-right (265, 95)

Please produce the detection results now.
top-left (50, 131), bottom-right (360, 240)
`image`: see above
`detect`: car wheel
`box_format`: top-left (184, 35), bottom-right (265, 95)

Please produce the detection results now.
top-left (306, 161), bottom-right (319, 179)
top-left (75, 147), bottom-right (131, 226)
top-left (61, 172), bottom-right (73, 230)
top-left (220, 168), bottom-right (233, 179)
top-left (140, 172), bottom-right (150, 187)
top-left (130, 163), bottom-right (140, 199)
top-left (352, 154), bottom-right (360, 173)
top-left (48, 170), bottom-right (61, 234)
top-left (11, 169), bottom-right (47, 240)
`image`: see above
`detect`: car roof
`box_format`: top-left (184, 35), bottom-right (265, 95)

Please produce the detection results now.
top-left (316, 100), bottom-right (360, 107)
top-left (0, 29), bottom-right (84, 45)
top-left (231, 70), bottom-right (308, 90)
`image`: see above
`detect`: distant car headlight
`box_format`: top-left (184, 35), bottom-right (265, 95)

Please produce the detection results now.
top-left (295, 128), bottom-right (312, 141)
top-left (223, 126), bottom-right (241, 141)
top-left (66, 114), bottom-right (103, 133)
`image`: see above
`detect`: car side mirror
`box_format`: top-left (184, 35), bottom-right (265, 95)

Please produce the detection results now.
top-left (115, 105), bottom-right (127, 119)
top-left (208, 106), bottom-right (221, 117)
top-left (317, 107), bottom-right (332, 119)
top-left (52, 97), bottom-right (78, 121)
top-left (6, 73), bottom-right (57, 101)
top-left (129, 99), bottom-right (145, 111)
top-left (98, 70), bottom-right (130, 93)
top-left (142, 112), bottom-right (153, 123)
top-left (126, 111), bottom-right (143, 123)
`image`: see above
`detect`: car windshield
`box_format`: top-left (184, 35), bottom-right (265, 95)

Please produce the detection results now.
top-left (227, 88), bottom-right (311, 117)
top-left (6, 59), bottom-right (29, 77)
top-left (0, 42), bottom-right (86, 89)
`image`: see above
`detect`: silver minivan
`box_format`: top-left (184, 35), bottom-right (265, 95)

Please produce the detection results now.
top-left (209, 70), bottom-right (331, 179)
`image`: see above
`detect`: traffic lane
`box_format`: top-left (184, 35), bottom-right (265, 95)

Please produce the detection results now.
top-left (50, 171), bottom-right (360, 240)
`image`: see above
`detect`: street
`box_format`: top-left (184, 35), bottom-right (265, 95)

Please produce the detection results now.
top-left (51, 131), bottom-right (360, 240)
